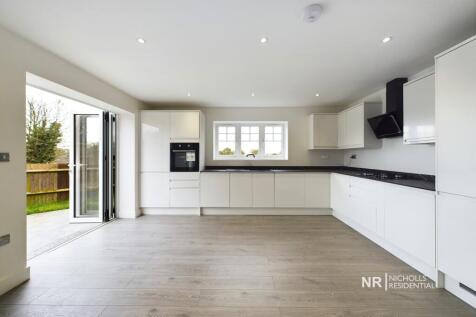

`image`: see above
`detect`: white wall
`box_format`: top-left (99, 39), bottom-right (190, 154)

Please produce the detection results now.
top-left (0, 25), bottom-right (143, 295)
top-left (343, 68), bottom-right (436, 175)
top-left (145, 105), bottom-right (346, 167)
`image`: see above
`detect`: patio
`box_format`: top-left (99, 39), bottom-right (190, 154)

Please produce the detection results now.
top-left (27, 209), bottom-right (101, 259)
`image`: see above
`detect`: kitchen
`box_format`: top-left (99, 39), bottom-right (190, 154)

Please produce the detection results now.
top-left (139, 40), bottom-right (475, 310)
top-left (0, 1), bottom-right (475, 316)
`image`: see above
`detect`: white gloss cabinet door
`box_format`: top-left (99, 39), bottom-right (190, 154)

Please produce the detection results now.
top-left (309, 114), bottom-right (338, 149)
top-left (170, 188), bottom-right (199, 207)
top-left (437, 192), bottom-right (476, 290)
top-left (330, 173), bottom-right (350, 213)
top-left (230, 173), bottom-right (253, 207)
top-left (170, 111), bottom-right (200, 140)
top-left (200, 173), bottom-right (230, 207)
top-left (275, 173), bottom-right (306, 208)
top-left (141, 111), bottom-right (170, 172)
top-left (384, 185), bottom-right (435, 267)
top-left (337, 112), bottom-right (346, 148)
top-left (348, 178), bottom-right (380, 233)
top-left (140, 172), bottom-right (169, 207)
top-left (403, 73), bottom-right (435, 144)
top-left (345, 104), bottom-right (364, 148)
top-left (305, 173), bottom-right (330, 208)
top-left (436, 38), bottom-right (476, 197)
top-left (252, 173), bottom-right (275, 207)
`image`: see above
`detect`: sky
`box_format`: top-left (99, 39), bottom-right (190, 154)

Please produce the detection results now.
top-left (26, 85), bottom-right (102, 149)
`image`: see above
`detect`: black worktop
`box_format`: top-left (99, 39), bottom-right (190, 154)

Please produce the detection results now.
top-left (202, 166), bottom-right (435, 191)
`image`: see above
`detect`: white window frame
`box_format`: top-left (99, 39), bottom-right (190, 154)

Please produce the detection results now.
top-left (213, 121), bottom-right (288, 160)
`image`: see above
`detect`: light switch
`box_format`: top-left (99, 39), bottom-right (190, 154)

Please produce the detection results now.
top-left (0, 153), bottom-right (10, 162)
top-left (0, 234), bottom-right (10, 247)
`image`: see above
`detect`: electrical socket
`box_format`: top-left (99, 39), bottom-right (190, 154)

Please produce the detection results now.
top-left (350, 154), bottom-right (357, 159)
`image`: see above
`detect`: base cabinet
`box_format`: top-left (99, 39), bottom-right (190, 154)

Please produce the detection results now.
top-left (275, 174), bottom-right (306, 208)
top-left (437, 192), bottom-right (476, 290)
top-left (252, 173), bottom-right (275, 207)
top-left (140, 172), bottom-right (170, 207)
top-left (200, 173), bottom-right (230, 207)
top-left (230, 173), bottom-right (253, 207)
top-left (348, 177), bottom-right (382, 234)
top-left (384, 185), bottom-right (435, 267)
top-left (330, 173), bottom-right (350, 212)
top-left (331, 173), bottom-right (437, 280)
top-left (305, 173), bottom-right (330, 208)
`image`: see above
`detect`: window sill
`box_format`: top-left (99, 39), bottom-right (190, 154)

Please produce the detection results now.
top-left (213, 156), bottom-right (288, 161)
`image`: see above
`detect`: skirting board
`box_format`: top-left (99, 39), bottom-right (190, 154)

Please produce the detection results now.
top-left (444, 274), bottom-right (476, 308)
top-left (0, 266), bottom-right (30, 296)
top-left (142, 208), bottom-right (201, 215)
top-left (202, 208), bottom-right (332, 216)
top-left (332, 210), bottom-right (441, 285)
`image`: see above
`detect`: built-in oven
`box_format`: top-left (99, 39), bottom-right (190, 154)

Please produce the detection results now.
top-left (170, 143), bottom-right (199, 172)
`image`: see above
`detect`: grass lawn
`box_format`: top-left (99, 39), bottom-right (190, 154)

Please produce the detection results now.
top-left (27, 200), bottom-right (69, 215)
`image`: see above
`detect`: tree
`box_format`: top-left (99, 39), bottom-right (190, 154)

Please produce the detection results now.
top-left (26, 98), bottom-right (63, 163)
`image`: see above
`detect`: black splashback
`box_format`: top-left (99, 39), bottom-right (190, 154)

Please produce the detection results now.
top-left (386, 78), bottom-right (408, 129)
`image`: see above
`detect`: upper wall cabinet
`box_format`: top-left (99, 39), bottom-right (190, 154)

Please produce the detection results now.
top-left (308, 113), bottom-right (338, 149)
top-left (403, 73), bottom-right (435, 144)
top-left (170, 111), bottom-right (200, 140)
top-left (339, 102), bottom-right (381, 149)
top-left (309, 102), bottom-right (381, 150)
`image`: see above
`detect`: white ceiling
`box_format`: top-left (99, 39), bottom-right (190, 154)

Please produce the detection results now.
top-left (1, 0), bottom-right (476, 107)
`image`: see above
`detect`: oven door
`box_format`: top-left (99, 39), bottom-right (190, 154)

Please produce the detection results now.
top-left (170, 143), bottom-right (199, 172)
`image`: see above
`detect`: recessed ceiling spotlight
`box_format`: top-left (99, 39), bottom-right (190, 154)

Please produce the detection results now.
top-left (382, 36), bottom-right (392, 44)
top-left (260, 37), bottom-right (268, 44)
top-left (187, 92), bottom-right (191, 97)
top-left (251, 92), bottom-right (256, 97)
top-left (315, 93), bottom-right (320, 97)
top-left (137, 37), bottom-right (146, 44)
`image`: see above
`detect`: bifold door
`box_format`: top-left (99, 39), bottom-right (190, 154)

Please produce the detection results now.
top-left (70, 112), bottom-right (116, 223)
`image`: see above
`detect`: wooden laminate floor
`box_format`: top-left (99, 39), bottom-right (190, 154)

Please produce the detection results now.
top-left (0, 215), bottom-right (475, 316)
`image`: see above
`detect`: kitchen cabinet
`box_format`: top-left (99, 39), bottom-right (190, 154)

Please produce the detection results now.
top-left (436, 37), bottom-right (476, 197)
top-left (230, 173), bottom-right (253, 207)
top-left (170, 188), bottom-right (199, 207)
top-left (330, 173), bottom-right (350, 212)
top-left (337, 112), bottom-right (346, 148)
top-left (331, 172), bottom-right (437, 281)
top-left (200, 173), bottom-right (230, 207)
top-left (437, 192), bottom-right (476, 291)
top-left (338, 103), bottom-right (381, 149)
top-left (308, 114), bottom-right (338, 149)
top-left (384, 185), bottom-right (435, 267)
top-left (169, 172), bottom-right (200, 207)
top-left (140, 172), bottom-right (170, 207)
top-left (252, 173), bottom-right (275, 207)
top-left (275, 173), bottom-right (306, 208)
top-left (305, 173), bottom-right (330, 208)
top-left (345, 105), bottom-right (364, 147)
top-left (403, 73), bottom-right (435, 144)
top-left (311, 103), bottom-right (381, 150)
top-left (170, 111), bottom-right (200, 140)
top-left (140, 111), bottom-right (170, 172)
top-left (348, 177), bottom-right (381, 233)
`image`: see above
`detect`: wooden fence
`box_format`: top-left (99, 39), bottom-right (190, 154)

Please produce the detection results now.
top-left (26, 163), bottom-right (69, 205)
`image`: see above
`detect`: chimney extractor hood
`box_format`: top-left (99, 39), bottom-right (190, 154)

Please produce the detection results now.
top-left (368, 78), bottom-right (408, 139)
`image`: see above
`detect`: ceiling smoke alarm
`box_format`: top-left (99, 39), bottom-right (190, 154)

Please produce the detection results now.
top-left (303, 3), bottom-right (323, 23)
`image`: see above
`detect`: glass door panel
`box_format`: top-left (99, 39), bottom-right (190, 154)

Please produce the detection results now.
top-left (70, 114), bottom-right (103, 222)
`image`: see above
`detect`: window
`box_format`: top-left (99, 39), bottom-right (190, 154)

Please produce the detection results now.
top-left (214, 121), bottom-right (288, 160)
